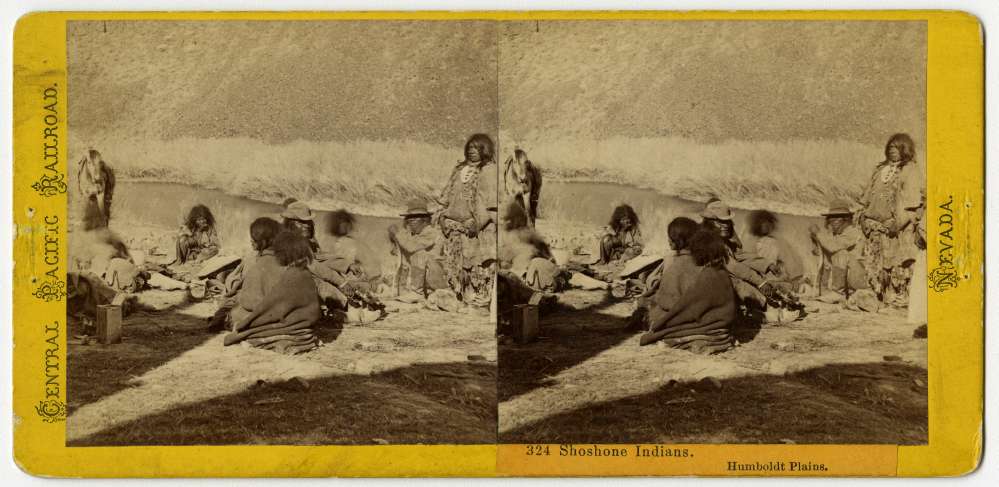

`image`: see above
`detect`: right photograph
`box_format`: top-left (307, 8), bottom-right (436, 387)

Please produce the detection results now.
top-left (496, 20), bottom-right (928, 444)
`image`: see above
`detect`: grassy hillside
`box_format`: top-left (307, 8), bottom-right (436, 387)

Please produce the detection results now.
top-left (68, 20), bottom-right (926, 214)
top-left (498, 21), bottom-right (926, 214)
top-left (499, 135), bottom-right (920, 215)
top-left (499, 20), bottom-right (925, 144)
top-left (68, 20), bottom-right (498, 211)
top-left (68, 21), bottom-right (498, 145)
top-left (69, 134), bottom-right (457, 217)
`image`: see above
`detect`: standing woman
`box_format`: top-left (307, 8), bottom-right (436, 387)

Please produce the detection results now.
top-left (435, 133), bottom-right (498, 307)
top-left (77, 149), bottom-right (116, 230)
top-left (856, 133), bottom-right (924, 308)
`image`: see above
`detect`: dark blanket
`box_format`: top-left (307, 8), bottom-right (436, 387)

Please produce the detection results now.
top-left (224, 266), bottom-right (321, 354)
top-left (639, 254), bottom-right (737, 353)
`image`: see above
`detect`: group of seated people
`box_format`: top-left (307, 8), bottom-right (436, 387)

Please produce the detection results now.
top-left (498, 193), bottom-right (887, 355)
top-left (202, 198), bottom-right (469, 351)
top-left (70, 191), bottom-right (479, 355)
top-left (211, 218), bottom-right (323, 354)
top-left (635, 198), bottom-right (892, 353)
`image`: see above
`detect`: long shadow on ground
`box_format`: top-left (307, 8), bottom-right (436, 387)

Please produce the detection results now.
top-left (67, 303), bottom-right (214, 415)
top-left (68, 361), bottom-right (497, 446)
top-left (500, 361), bottom-right (927, 445)
top-left (67, 293), bottom-right (347, 416)
top-left (499, 290), bottom-right (640, 402)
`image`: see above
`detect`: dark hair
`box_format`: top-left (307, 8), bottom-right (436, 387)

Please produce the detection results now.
top-left (464, 133), bottom-right (495, 165)
top-left (667, 217), bottom-right (699, 252)
top-left (83, 149), bottom-right (105, 169)
top-left (283, 218), bottom-right (315, 239)
top-left (748, 210), bottom-right (778, 238)
top-left (690, 229), bottom-right (729, 268)
top-left (272, 230), bottom-right (314, 267)
top-left (250, 217), bottom-right (281, 250)
top-left (885, 133), bottom-right (916, 164)
top-left (608, 204), bottom-right (640, 233)
top-left (184, 204), bottom-right (216, 232)
top-left (326, 209), bottom-right (356, 237)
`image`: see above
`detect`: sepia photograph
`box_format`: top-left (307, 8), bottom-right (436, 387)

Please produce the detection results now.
top-left (8, 5), bottom-right (993, 479)
top-left (65, 20), bottom-right (498, 446)
top-left (496, 20), bottom-right (928, 444)
top-left (54, 15), bottom-right (930, 448)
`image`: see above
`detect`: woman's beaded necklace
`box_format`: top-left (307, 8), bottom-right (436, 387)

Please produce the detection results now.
top-left (880, 162), bottom-right (901, 183)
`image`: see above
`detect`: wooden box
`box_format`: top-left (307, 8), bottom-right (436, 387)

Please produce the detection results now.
top-left (96, 304), bottom-right (122, 344)
top-left (511, 293), bottom-right (544, 344)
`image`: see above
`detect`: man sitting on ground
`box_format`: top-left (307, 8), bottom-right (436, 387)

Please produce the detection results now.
top-left (701, 200), bottom-right (802, 323)
top-left (388, 199), bottom-right (448, 301)
top-left (809, 199), bottom-right (869, 304)
top-left (701, 201), bottom-right (776, 307)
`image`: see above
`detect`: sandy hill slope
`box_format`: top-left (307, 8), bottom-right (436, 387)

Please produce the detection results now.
top-left (68, 20), bottom-right (499, 145)
top-left (498, 20), bottom-right (926, 145)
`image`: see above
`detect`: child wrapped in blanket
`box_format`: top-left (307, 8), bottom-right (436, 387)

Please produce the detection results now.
top-left (207, 217), bottom-right (281, 333)
top-left (223, 230), bottom-right (321, 354)
top-left (638, 218), bottom-right (738, 354)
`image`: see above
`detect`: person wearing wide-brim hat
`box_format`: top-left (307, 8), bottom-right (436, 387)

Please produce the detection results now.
top-left (400, 199), bottom-right (433, 218)
top-left (820, 199), bottom-right (854, 218)
top-left (281, 200), bottom-right (314, 221)
top-left (278, 200), bottom-right (352, 313)
top-left (389, 198), bottom-right (448, 303)
top-left (699, 200), bottom-right (742, 248)
top-left (809, 198), bottom-right (869, 305)
top-left (699, 199), bottom-right (781, 312)
top-left (280, 200), bottom-right (318, 251)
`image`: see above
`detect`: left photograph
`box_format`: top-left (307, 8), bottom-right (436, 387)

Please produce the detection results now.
top-left (65, 20), bottom-right (498, 446)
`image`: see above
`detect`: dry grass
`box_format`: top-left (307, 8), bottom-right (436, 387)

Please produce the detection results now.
top-left (71, 134), bottom-right (458, 216)
top-left (501, 135), bottom-right (919, 215)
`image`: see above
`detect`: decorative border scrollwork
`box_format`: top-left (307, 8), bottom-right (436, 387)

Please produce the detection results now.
top-left (929, 266), bottom-right (959, 293)
top-left (32, 280), bottom-right (66, 302)
top-left (35, 399), bottom-right (67, 422)
top-left (31, 173), bottom-right (68, 197)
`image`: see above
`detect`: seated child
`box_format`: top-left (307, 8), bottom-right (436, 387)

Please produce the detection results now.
top-left (747, 209), bottom-right (804, 290)
top-left (326, 209), bottom-right (382, 293)
top-left (207, 217), bottom-right (281, 333)
top-left (224, 231), bottom-right (321, 355)
top-left (639, 222), bottom-right (737, 354)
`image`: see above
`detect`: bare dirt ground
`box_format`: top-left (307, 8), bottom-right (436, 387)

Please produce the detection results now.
top-left (67, 292), bottom-right (496, 446)
top-left (498, 288), bottom-right (927, 444)
top-left (67, 225), bottom-right (497, 446)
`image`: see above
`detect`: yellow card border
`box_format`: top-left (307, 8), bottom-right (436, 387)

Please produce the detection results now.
top-left (11, 10), bottom-right (983, 478)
